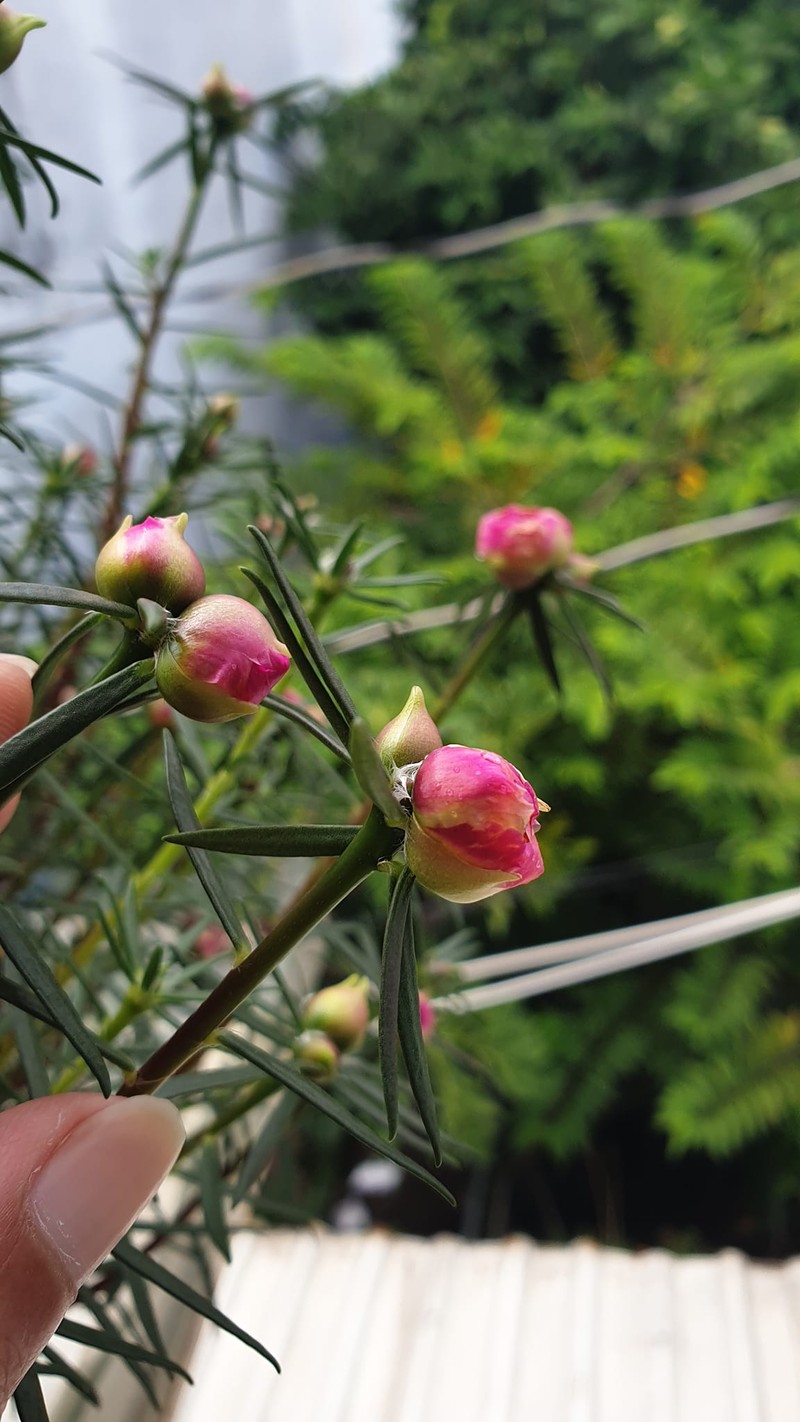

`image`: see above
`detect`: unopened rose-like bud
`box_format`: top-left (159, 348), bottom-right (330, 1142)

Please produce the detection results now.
top-left (419, 991), bottom-right (437, 1041)
top-left (475, 505), bottom-right (573, 589)
top-left (95, 514), bottom-right (206, 614)
top-left (294, 1030), bottom-right (339, 1084)
top-left (155, 593), bottom-right (291, 723)
top-left (376, 686), bottom-right (443, 769)
top-left (0, 7), bottom-right (45, 75)
top-left (303, 974), bottom-right (370, 1052)
top-left (405, 744), bottom-right (545, 903)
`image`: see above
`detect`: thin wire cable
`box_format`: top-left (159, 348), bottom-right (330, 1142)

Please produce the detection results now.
top-left (325, 498), bottom-right (800, 656)
top-left (442, 886), bottom-right (800, 982)
top-left (195, 154), bottom-right (800, 299)
top-left (5, 155), bottom-right (800, 337)
top-left (432, 886), bottom-right (800, 1013)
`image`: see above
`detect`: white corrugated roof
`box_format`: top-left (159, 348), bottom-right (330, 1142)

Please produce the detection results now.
top-left (163, 1232), bottom-right (800, 1422)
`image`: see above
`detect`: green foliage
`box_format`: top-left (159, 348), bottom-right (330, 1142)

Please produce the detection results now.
top-left (275, 0), bottom-right (800, 387)
top-left (658, 1013), bottom-right (800, 1156)
top-left (212, 208), bottom-right (800, 1183)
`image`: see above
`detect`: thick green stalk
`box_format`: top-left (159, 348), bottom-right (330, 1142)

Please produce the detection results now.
top-left (118, 810), bottom-right (398, 1097)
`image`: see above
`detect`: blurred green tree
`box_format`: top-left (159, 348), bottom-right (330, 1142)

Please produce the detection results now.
top-left (205, 213), bottom-right (800, 1205)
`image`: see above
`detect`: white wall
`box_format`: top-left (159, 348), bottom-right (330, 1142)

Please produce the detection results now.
top-left (0, 0), bottom-right (401, 440)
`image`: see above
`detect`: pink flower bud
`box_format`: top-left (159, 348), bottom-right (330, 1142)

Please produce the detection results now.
top-left (61, 443), bottom-right (98, 477)
top-left (303, 974), bottom-right (370, 1052)
top-left (193, 924), bottom-right (229, 960)
top-left (155, 593), bottom-right (291, 723)
top-left (0, 8), bottom-right (45, 74)
top-left (294, 1030), bottom-right (339, 1084)
top-left (147, 698), bottom-right (175, 730)
top-left (405, 744), bottom-right (544, 903)
top-left (418, 991), bottom-right (437, 1041)
top-left (95, 513), bottom-right (206, 613)
top-left (376, 685), bottom-right (443, 768)
top-left (475, 505), bottom-right (573, 589)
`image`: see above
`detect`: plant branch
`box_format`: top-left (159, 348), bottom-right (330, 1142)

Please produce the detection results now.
top-left (104, 150), bottom-right (215, 543)
top-left (117, 810), bottom-right (398, 1097)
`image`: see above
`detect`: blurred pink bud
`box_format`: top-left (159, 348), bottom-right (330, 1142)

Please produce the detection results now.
top-left (147, 698), bottom-right (175, 730)
top-left (95, 513), bottom-right (206, 613)
top-left (201, 393), bottom-right (241, 459)
top-left (303, 974), bottom-right (370, 1052)
top-left (155, 593), bottom-right (291, 723)
top-left (294, 1030), bottom-right (339, 1084)
top-left (201, 63), bottom-right (253, 130)
top-left (281, 687), bottom-right (327, 725)
top-left (193, 924), bottom-right (229, 960)
top-left (405, 744), bottom-right (544, 904)
top-left (207, 392), bottom-right (240, 426)
top-left (475, 505), bottom-right (573, 589)
top-left (0, 8), bottom-right (45, 74)
top-left (418, 991), bottom-right (437, 1041)
top-left (61, 443), bottom-right (98, 477)
top-left (376, 685), bottom-right (442, 768)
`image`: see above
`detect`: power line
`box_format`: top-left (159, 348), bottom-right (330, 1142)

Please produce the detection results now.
top-left (243, 154), bottom-right (800, 294)
top-left (325, 498), bottom-right (800, 656)
top-left (433, 886), bottom-right (800, 1013)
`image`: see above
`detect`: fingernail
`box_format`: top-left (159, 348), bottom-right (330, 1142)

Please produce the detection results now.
top-left (29, 1097), bottom-right (184, 1282)
top-left (0, 654), bottom-right (37, 678)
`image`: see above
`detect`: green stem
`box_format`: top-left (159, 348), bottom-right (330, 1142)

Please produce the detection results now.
top-left (118, 809), bottom-right (399, 1097)
top-left (431, 596), bottom-right (517, 724)
top-left (104, 149), bottom-right (215, 543)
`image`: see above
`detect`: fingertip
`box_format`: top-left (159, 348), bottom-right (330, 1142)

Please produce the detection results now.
top-left (0, 654), bottom-right (38, 679)
top-left (0, 658), bottom-right (35, 742)
top-left (29, 1096), bottom-right (185, 1281)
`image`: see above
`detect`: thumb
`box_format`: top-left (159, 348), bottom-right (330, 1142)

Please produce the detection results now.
top-left (0, 653), bottom-right (37, 833)
top-left (0, 1094), bottom-right (184, 1406)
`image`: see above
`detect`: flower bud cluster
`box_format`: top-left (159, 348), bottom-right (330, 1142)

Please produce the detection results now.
top-left (95, 513), bottom-right (290, 723)
top-left (376, 688), bottom-right (547, 905)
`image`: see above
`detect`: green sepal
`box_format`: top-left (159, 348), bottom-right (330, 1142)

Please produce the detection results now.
top-left (349, 718), bottom-right (407, 828)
